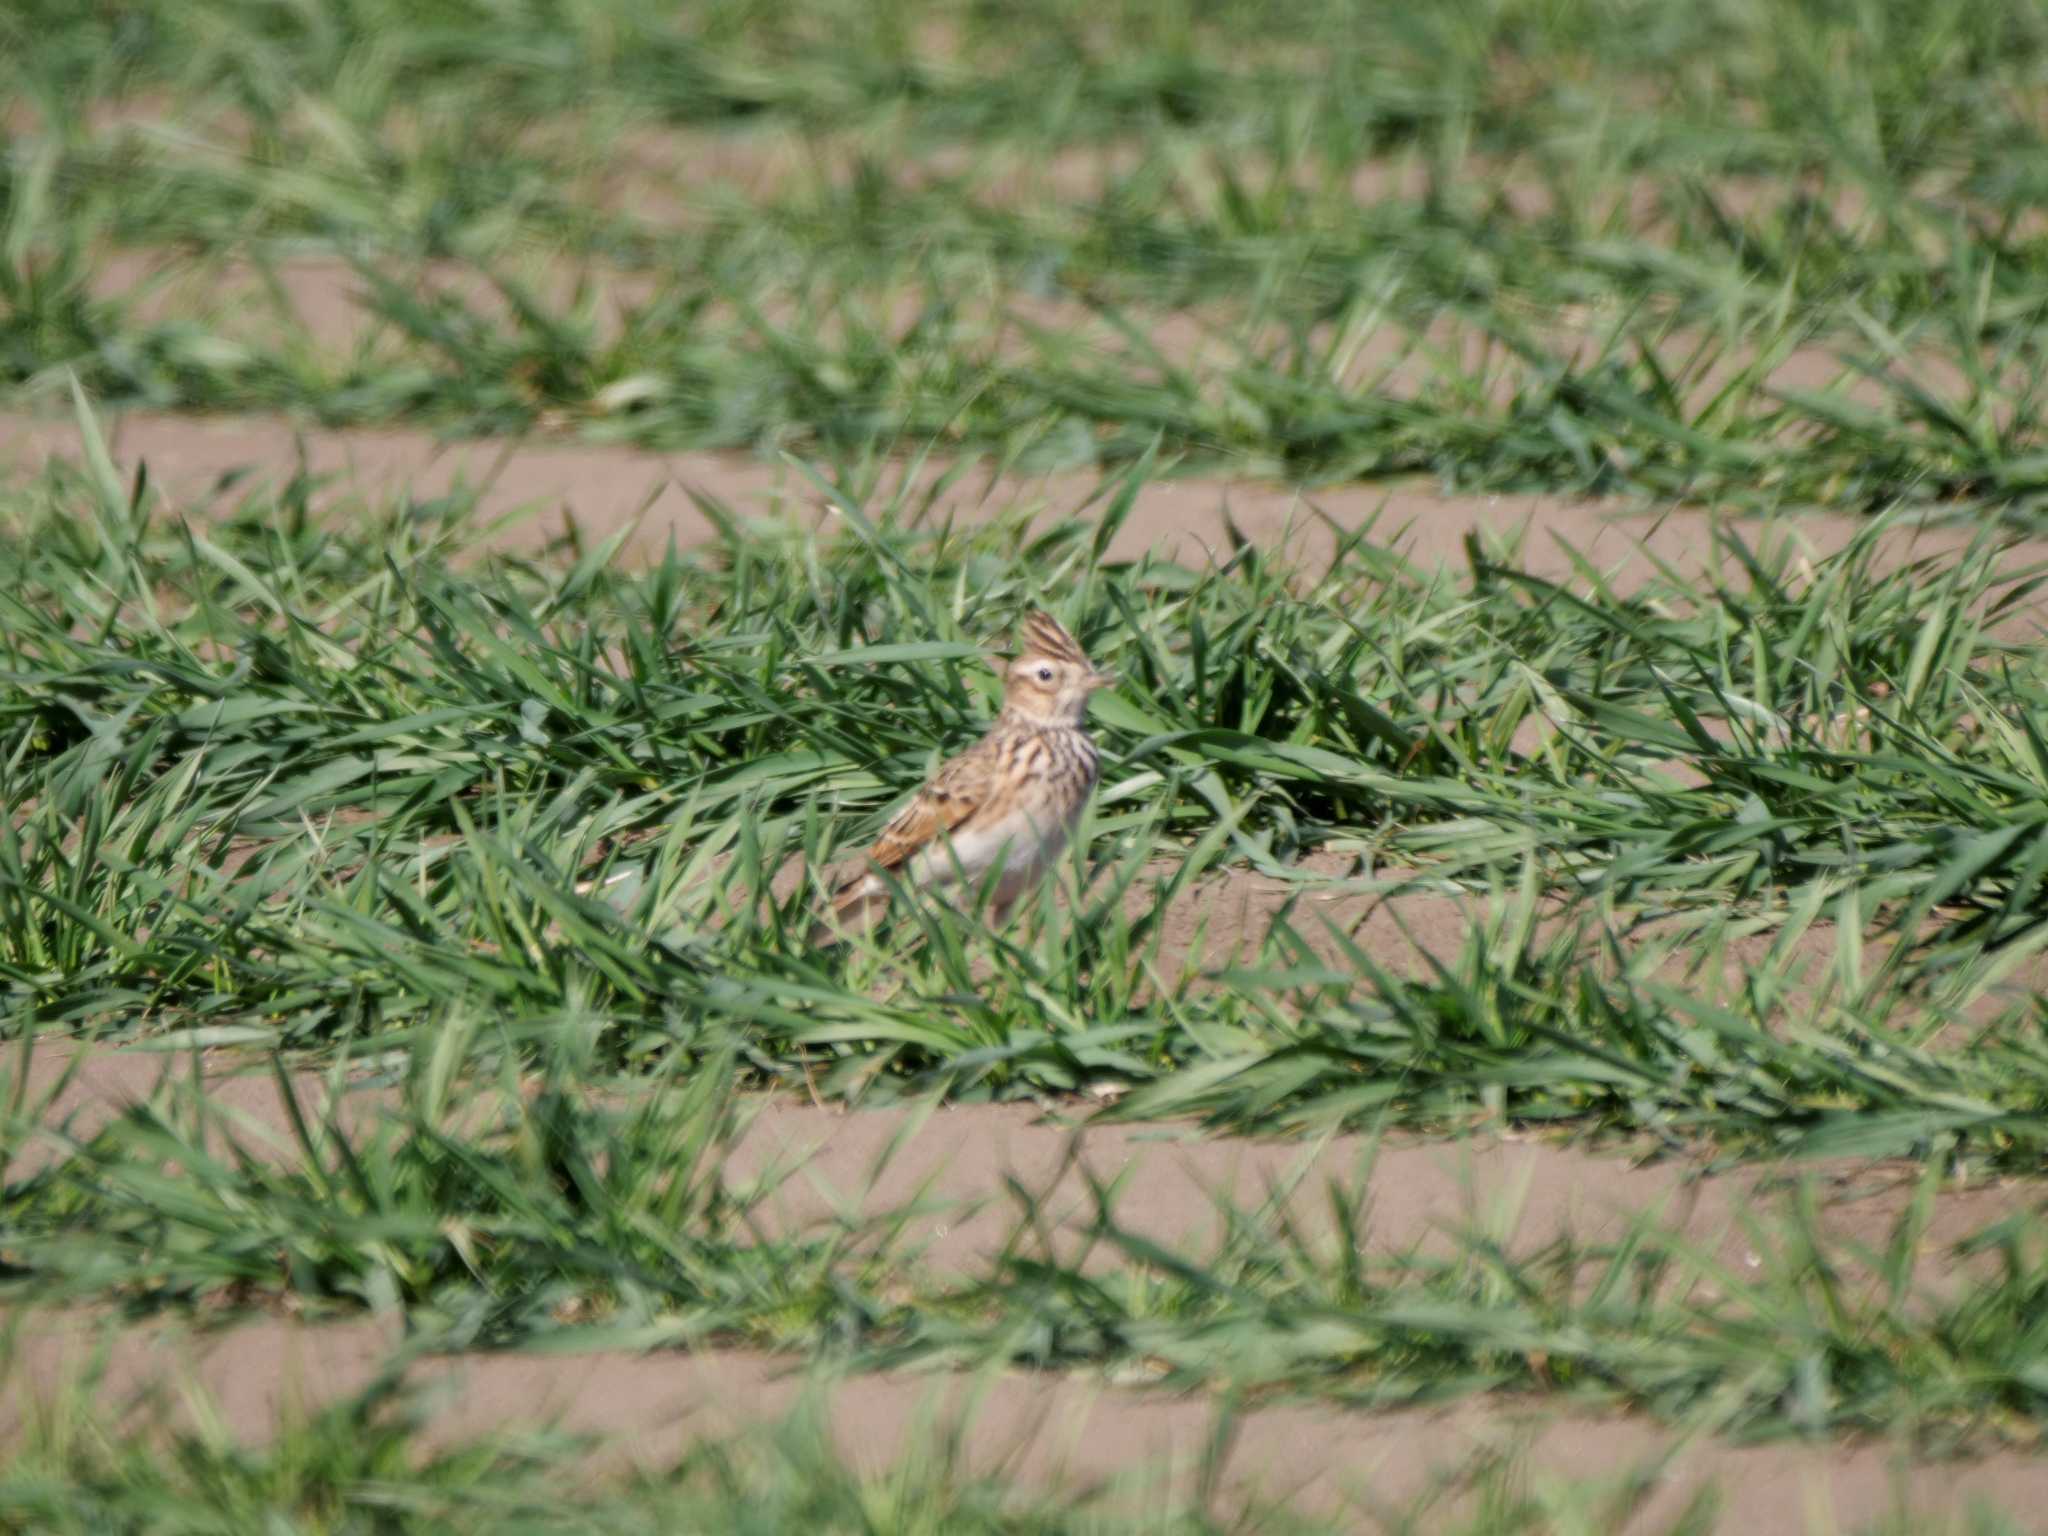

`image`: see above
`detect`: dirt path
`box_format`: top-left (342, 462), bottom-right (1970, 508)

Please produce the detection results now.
top-left (14, 1043), bottom-right (2034, 1290)
top-left (8, 408), bottom-right (2042, 608)
top-left (10, 1308), bottom-right (2044, 1529)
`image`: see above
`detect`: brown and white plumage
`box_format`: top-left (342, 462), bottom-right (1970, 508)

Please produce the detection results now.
top-left (812, 610), bottom-right (1114, 945)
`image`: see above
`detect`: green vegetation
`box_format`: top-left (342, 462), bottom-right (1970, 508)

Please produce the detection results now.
top-left (8, 403), bottom-right (2048, 1444)
top-left (6, 407), bottom-right (2048, 1155)
top-left (7, 0), bottom-right (2048, 1526)
top-left (6, 0), bottom-right (2048, 507)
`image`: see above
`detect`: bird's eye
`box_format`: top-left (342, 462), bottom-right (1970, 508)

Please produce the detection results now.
top-left (1036, 664), bottom-right (1055, 682)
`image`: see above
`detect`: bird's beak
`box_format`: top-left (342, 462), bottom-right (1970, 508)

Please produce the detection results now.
top-left (1088, 670), bottom-right (1117, 691)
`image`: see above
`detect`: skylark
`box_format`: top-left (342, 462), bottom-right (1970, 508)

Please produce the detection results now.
top-left (812, 610), bottom-right (1114, 944)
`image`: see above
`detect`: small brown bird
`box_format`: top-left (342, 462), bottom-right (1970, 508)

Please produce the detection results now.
top-left (812, 610), bottom-right (1115, 944)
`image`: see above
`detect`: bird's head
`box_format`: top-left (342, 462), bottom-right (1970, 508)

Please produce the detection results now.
top-left (997, 610), bottom-right (1114, 726)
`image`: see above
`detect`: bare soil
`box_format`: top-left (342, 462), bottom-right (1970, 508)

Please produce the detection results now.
top-left (21, 93), bottom-right (2003, 241)
top-left (6, 408), bottom-right (2044, 616)
top-left (81, 240), bottom-right (2006, 435)
top-left (15, 1043), bottom-right (2036, 1292)
top-left (10, 1307), bottom-right (2047, 1529)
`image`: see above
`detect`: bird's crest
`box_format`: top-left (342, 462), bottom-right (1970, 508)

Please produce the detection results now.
top-left (1013, 610), bottom-right (1091, 667)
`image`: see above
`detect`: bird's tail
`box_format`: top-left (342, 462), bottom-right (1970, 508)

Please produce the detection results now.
top-left (808, 873), bottom-right (889, 948)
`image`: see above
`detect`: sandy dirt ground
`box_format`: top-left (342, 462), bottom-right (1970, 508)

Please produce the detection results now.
top-left (81, 244), bottom-right (1999, 430)
top-left (15, 1043), bottom-right (2037, 1291)
top-left (6, 407), bottom-right (2044, 606)
top-left (12, 1307), bottom-right (2048, 1529)
top-left (13, 93), bottom-right (2000, 240)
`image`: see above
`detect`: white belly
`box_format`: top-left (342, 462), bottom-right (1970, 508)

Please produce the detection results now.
top-left (906, 801), bottom-right (1078, 905)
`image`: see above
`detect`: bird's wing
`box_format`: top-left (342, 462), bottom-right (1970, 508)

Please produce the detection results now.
top-left (839, 741), bottom-right (999, 885)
